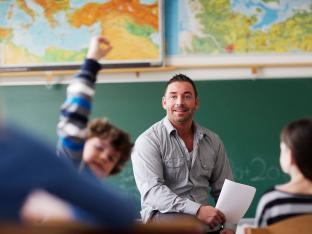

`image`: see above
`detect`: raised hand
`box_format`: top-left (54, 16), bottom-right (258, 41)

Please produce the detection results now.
top-left (86, 36), bottom-right (112, 61)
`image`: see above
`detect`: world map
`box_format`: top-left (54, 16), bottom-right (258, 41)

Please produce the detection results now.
top-left (0, 0), bottom-right (161, 69)
top-left (166, 0), bottom-right (312, 56)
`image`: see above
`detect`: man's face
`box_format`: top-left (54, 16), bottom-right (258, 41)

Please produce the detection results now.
top-left (162, 81), bottom-right (198, 126)
top-left (83, 137), bottom-right (121, 178)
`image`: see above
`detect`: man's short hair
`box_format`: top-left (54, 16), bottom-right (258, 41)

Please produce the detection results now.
top-left (165, 74), bottom-right (198, 98)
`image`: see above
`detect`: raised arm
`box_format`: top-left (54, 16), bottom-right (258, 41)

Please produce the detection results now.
top-left (57, 36), bottom-right (112, 162)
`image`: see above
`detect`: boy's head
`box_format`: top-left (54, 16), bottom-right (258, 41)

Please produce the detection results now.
top-left (83, 118), bottom-right (133, 178)
top-left (280, 118), bottom-right (312, 181)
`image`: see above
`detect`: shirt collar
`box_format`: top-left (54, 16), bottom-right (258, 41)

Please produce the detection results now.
top-left (163, 116), bottom-right (208, 140)
top-left (163, 116), bottom-right (176, 135)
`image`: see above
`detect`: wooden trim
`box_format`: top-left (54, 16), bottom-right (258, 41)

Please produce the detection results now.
top-left (1, 62), bottom-right (311, 78)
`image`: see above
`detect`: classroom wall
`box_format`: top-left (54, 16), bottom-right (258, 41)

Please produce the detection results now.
top-left (1, 77), bottom-right (312, 218)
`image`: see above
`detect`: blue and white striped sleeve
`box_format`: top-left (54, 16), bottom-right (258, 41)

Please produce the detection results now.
top-left (57, 59), bottom-right (101, 160)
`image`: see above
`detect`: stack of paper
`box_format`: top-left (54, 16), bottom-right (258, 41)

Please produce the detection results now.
top-left (216, 179), bottom-right (256, 223)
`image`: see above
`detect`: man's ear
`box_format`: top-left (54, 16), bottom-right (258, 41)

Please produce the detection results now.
top-left (162, 96), bottom-right (167, 110)
top-left (195, 97), bottom-right (199, 110)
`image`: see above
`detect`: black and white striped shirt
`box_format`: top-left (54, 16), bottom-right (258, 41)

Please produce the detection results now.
top-left (255, 187), bottom-right (312, 226)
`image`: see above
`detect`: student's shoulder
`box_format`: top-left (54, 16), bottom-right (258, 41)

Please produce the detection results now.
top-left (2, 124), bottom-right (56, 159)
top-left (2, 124), bottom-right (45, 146)
top-left (258, 187), bottom-right (281, 205)
top-left (256, 187), bottom-right (277, 213)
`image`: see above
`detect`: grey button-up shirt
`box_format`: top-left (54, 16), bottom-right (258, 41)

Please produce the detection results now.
top-left (132, 117), bottom-right (233, 225)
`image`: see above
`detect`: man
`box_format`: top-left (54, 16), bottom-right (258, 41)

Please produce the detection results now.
top-left (131, 74), bottom-right (235, 234)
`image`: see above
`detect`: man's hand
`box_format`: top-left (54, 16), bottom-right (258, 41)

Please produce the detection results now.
top-left (86, 36), bottom-right (112, 61)
top-left (196, 205), bottom-right (225, 229)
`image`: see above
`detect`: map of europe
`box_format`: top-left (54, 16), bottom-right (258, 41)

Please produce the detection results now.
top-left (166, 0), bottom-right (312, 56)
top-left (0, 0), bottom-right (161, 69)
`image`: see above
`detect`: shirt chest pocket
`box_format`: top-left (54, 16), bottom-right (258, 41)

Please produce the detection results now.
top-left (198, 150), bottom-right (215, 177)
top-left (164, 155), bottom-right (186, 183)
top-left (164, 156), bottom-right (184, 168)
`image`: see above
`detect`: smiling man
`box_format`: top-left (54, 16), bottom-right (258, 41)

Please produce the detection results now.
top-left (132, 74), bottom-right (236, 234)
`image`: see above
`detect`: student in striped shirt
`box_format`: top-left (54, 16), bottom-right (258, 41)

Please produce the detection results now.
top-left (57, 36), bottom-right (133, 178)
top-left (22, 36), bottom-right (134, 223)
top-left (255, 118), bottom-right (312, 227)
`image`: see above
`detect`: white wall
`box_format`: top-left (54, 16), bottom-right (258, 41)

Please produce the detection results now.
top-left (1, 65), bottom-right (312, 86)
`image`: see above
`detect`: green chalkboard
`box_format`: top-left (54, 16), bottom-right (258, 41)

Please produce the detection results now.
top-left (1, 77), bottom-right (312, 218)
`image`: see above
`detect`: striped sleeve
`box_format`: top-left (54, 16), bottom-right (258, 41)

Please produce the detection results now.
top-left (57, 59), bottom-right (101, 160)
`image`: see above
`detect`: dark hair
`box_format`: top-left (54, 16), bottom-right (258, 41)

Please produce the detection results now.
top-left (165, 74), bottom-right (198, 98)
top-left (280, 118), bottom-right (312, 181)
top-left (87, 118), bottom-right (133, 175)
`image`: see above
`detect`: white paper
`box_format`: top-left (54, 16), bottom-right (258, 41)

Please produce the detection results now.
top-left (215, 179), bottom-right (256, 224)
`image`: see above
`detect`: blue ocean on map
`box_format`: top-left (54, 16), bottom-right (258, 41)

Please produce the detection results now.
top-left (165, 0), bottom-right (179, 55)
top-left (0, 0), bottom-right (157, 57)
top-left (231, 0), bottom-right (311, 31)
top-left (165, 0), bottom-right (312, 56)
top-left (3, 2), bottom-right (100, 57)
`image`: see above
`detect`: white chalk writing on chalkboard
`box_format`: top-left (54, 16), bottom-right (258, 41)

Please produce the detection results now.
top-left (233, 157), bottom-right (282, 181)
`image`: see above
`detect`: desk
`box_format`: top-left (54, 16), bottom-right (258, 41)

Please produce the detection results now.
top-left (0, 217), bottom-right (204, 234)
